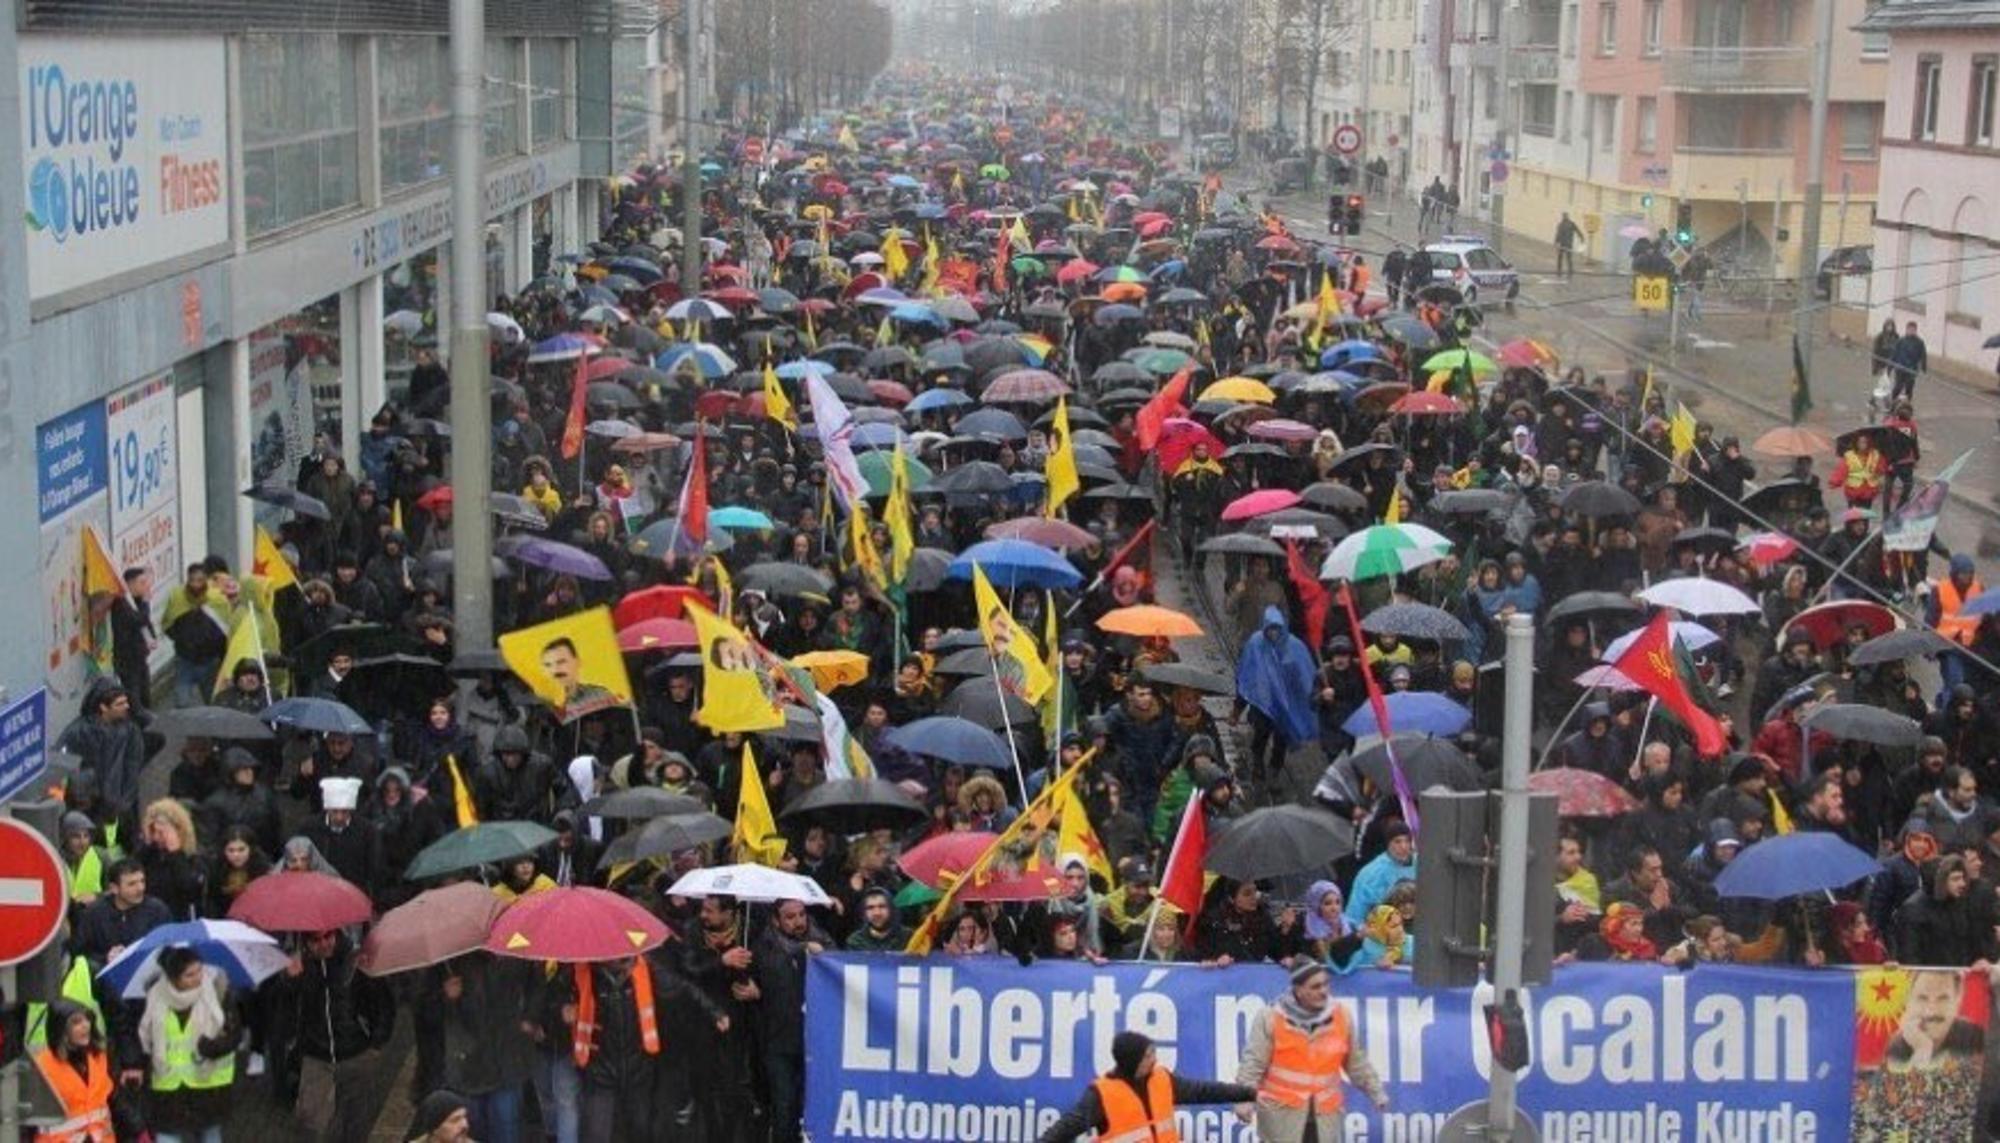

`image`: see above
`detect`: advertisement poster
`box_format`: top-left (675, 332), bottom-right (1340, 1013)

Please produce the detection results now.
top-left (105, 374), bottom-right (180, 669)
top-left (246, 325), bottom-right (314, 530)
top-left (18, 36), bottom-right (229, 302)
top-left (36, 402), bottom-right (111, 707)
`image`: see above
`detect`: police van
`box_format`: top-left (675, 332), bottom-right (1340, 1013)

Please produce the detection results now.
top-left (1421, 236), bottom-right (1521, 305)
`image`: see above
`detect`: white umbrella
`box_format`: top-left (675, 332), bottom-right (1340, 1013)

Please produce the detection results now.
top-left (1636, 578), bottom-right (1762, 616)
top-left (667, 864), bottom-right (834, 906)
top-left (1602, 620), bottom-right (1720, 661)
top-left (578, 304), bottom-right (630, 326)
top-left (666, 297), bottom-right (731, 322)
top-left (485, 312), bottom-right (525, 343)
top-left (384, 309), bottom-right (426, 337)
top-left (1319, 523), bottom-right (1453, 582)
top-left (849, 251), bottom-right (886, 266)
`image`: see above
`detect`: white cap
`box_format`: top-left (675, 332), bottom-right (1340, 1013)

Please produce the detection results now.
top-left (321, 777), bottom-right (363, 812)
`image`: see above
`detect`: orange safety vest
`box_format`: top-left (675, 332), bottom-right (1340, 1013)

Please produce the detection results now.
top-left (30, 1048), bottom-right (113, 1143)
top-left (1259, 1006), bottom-right (1352, 1111)
top-left (1937, 577), bottom-right (1985, 646)
top-left (571, 959), bottom-right (660, 1068)
top-left (1093, 1068), bottom-right (1181, 1143)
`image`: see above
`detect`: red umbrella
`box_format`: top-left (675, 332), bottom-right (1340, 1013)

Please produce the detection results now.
top-left (986, 517), bottom-right (1097, 549)
top-left (705, 264), bottom-right (750, 284)
top-left (1138, 218), bottom-right (1173, 239)
top-left (955, 864), bottom-right (1067, 902)
top-left (900, 831), bottom-right (1003, 888)
top-left (1389, 391), bottom-right (1463, 416)
top-left (1256, 234), bottom-right (1300, 252)
top-left (705, 286), bottom-right (760, 308)
top-left (1246, 418), bottom-right (1319, 443)
top-left (359, 882), bottom-right (508, 976)
top-left (1221, 488), bottom-right (1303, 522)
top-left (1495, 338), bottom-right (1559, 369)
top-left (585, 356), bottom-right (633, 382)
top-left (1353, 382), bottom-right (1413, 413)
top-left (416, 484), bottom-right (455, 512)
top-left (1055, 259), bottom-right (1101, 285)
top-left (1155, 419), bottom-right (1225, 474)
top-left (487, 886), bottom-right (670, 963)
top-left (1740, 531), bottom-right (1800, 566)
top-left (693, 390), bottom-right (739, 420)
top-left (1529, 767), bottom-right (1641, 818)
top-left (1780, 601), bottom-right (1898, 650)
top-left (614, 584), bottom-right (717, 627)
top-left (228, 871), bottom-right (373, 933)
top-left (868, 379), bottom-right (914, 406)
top-left (841, 272), bottom-right (887, 302)
top-left (617, 617), bottom-right (696, 653)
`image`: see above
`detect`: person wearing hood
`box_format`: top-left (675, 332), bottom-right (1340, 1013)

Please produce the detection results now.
top-left (1551, 703), bottom-right (1624, 779)
top-left (495, 854), bottom-right (557, 904)
top-left (1344, 822), bottom-right (1417, 928)
top-left (1895, 854), bottom-right (1995, 966)
top-left (362, 529), bottom-right (416, 619)
top-left (406, 1090), bottom-right (473, 1143)
top-left (216, 657), bottom-right (272, 713)
top-left (1038, 1029), bottom-right (1256, 1143)
top-left (955, 771), bottom-right (1015, 833)
top-left (291, 731), bottom-right (378, 811)
top-left (476, 726), bottom-right (556, 823)
top-left (137, 946), bottom-right (242, 1142)
top-left (31, 1000), bottom-right (115, 1143)
top-left (59, 813), bottom-right (110, 914)
top-left (271, 927), bottom-right (395, 1143)
top-left (405, 698), bottom-right (480, 827)
top-left (439, 951), bottom-right (538, 1143)
top-left (540, 810), bottom-right (602, 888)
top-left (364, 767), bottom-right (444, 906)
top-left (1150, 735), bottom-right (1225, 843)
top-left (199, 747), bottom-right (283, 859)
top-left (1232, 963), bottom-right (1392, 1143)
top-left (55, 680), bottom-right (148, 842)
top-left (1102, 682), bottom-right (1179, 824)
top-left (1032, 855), bottom-right (1107, 957)
top-left (1233, 606), bottom-right (1318, 781)
top-left (303, 778), bottom-right (385, 896)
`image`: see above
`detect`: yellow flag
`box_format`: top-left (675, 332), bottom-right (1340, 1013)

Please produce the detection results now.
top-left (1670, 402), bottom-right (1698, 459)
top-left (710, 555), bottom-right (734, 621)
top-left (1044, 397), bottom-right (1079, 517)
top-left (1384, 484), bottom-right (1404, 525)
top-left (444, 755), bottom-right (480, 828)
top-left (497, 607), bottom-right (634, 721)
top-left (762, 362), bottom-right (797, 430)
top-left (875, 312), bottom-right (895, 348)
top-left (212, 603), bottom-right (269, 697)
top-left (1640, 367), bottom-right (1657, 412)
top-left (1309, 274), bottom-right (1342, 350)
top-left (848, 504), bottom-right (887, 591)
top-left (973, 563), bottom-right (1053, 704)
top-left (881, 234), bottom-right (910, 281)
top-left (81, 525), bottom-right (122, 600)
top-left (391, 498), bottom-right (404, 535)
top-left (1768, 788), bottom-right (1795, 835)
top-left (253, 527), bottom-right (298, 590)
top-left (686, 602), bottom-right (785, 732)
top-left (733, 743), bottom-right (788, 867)
top-left (885, 440), bottom-right (915, 584)
top-left (837, 122), bottom-right (858, 151)
top-left (1055, 782), bottom-right (1116, 888)
top-left (801, 304), bottom-right (819, 351)
top-left (921, 229), bottom-right (942, 294)
top-left (1007, 216), bottom-right (1031, 254)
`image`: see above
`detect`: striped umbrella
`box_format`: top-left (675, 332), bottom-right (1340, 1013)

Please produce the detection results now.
top-left (1319, 524), bottom-right (1453, 582)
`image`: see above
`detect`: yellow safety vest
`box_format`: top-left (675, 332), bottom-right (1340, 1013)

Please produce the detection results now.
top-left (67, 848), bottom-right (103, 902)
top-left (149, 1005), bottom-right (235, 1093)
top-left (26, 959), bottom-right (103, 1053)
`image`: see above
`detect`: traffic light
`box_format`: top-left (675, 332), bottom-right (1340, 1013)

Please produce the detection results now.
top-left (1414, 790), bottom-right (1491, 988)
top-left (1345, 195), bottom-right (1364, 236)
top-left (1487, 989), bottom-right (1533, 1072)
top-left (1674, 202), bottom-right (1694, 246)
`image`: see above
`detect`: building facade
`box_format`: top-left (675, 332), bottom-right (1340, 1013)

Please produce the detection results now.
top-left (1862, 0), bottom-right (2000, 378)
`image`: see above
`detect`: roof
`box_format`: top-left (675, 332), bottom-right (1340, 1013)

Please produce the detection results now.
top-left (1856, 0), bottom-right (2000, 33)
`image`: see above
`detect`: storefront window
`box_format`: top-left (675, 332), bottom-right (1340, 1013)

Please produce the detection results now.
top-left (248, 294), bottom-right (342, 526)
top-left (383, 249), bottom-right (440, 405)
top-left (612, 36), bottom-right (650, 171)
top-left (530, 39), bottom-right (569, 150)
top-left (486, 37), bottom-right (523, 160)
top-left (242, 35), bottom-right (360, 236)
top-left (380, 36), bottom-right (449, 194)
top-left (485, 224), bottom-right (508, 308)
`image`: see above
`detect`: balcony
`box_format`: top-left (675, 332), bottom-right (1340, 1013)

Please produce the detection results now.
top-left (1661, 46), bottom-right (1811, 92)
top-left (1515, 45), bottom-right (1561, 82)
top-left (1671, 148), bottom-right (1796, 198)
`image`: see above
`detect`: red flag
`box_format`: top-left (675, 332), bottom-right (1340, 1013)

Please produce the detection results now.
top-left (678, 424), bottom-right (710, 546)
top-left (1610, 612), bottom-right (1728, 757)
top-left (1337, 583), bottom-right (1421, 836)
top-left (1135, 366), bottom-right (1193, 452)
top-left (559, 351), bottom-right (589, 459)
top-left (1283, 539), bottom-right (1332, 652)
top-left (1157, 793), bottom-right (1209, 918)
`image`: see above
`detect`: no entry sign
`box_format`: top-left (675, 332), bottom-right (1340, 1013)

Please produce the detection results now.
top-left (0, 818), bottom-right (66, 966)
top-left (1332, 124), bottom-right (1362, 155)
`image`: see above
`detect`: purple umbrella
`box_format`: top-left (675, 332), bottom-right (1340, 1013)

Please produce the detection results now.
top-left (505, 537), bottom-right (613, 581)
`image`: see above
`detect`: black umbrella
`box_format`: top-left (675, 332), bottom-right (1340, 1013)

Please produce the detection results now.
top-left (155, 706), bottom-right (276, 741)
top-left (243, 485), bottom-right (330, 520)
top-left (1204, 805), bottom-right (1357, 881)
top-left (758, 705), bottom-right (823, 744)
top-left (1671, 526), bottom-right (1738, 554)
top-left (931, 461), bottom-right (1014, 494)
top-left (1429, 488), bottom-right (1514, 515)
top-left (289, 623), bottom-right (424, 680)
top-left (933, 647), bottom-right (998, 678)
top-left (1199, 534), bottom-right (1285, 558)
top-left (1347, 735), bottom-right (1483, 793)
top-left (338, 654), bottom-right (454, 716)
top-left (1327, 443), bottom-right (1400, 473)
top-left (584, 382), bottom-right (644, 410)
top-left (491, 493), bottom-right (549, 531)
top-left (1081, 482), bottom-right (1154, 502)
top-left (596, 812), bottom-right (733, 869)
top-left (1849, 627), bottom-right (1955, 665)
top-left (1804, 703), bottom-right (1924, 747)
top-left (1743, 478), bottom-right (1824, 518)
top-left (738, 563), bottom-right (836, 597)
top-left (1544, 592), bottom-right (1641, 625)
top-left (1139, 663), bottom-right (1234, 696)
top-left (931, 629), bottom-right (990, 653)
top-left (940, 679), bottom-right (1039, 728)
top-left (1361, 602), bottom-right (1471, 643)
top-left (1833, 426), bottom-right (1915, 466)
top-left (1299, 482), bottom-right (1368, 513)
top-left (778, 778), bottom-right (929, 834)
top-left (446, 648), bottom-right (509, 676)
top-left (907, 548), bottom-right (954, 593)
top-left (1560, 481), bottom-right (1642, 518)
top-left (1242, 508), bottom-right (1349, 541)
top-left (578, 787), bottom-right (706, 820)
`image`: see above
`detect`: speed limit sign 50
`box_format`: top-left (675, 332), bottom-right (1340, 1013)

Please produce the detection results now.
top-left (1332, 124), bottom-right (1362, 155)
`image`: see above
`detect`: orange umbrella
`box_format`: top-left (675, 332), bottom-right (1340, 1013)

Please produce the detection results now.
top-left (1753, 425), bottom-right (1833, 458)
top-left (1103, 281), bottom-right (1148, 303)
top-left (790, 650), bottom-right (871, 692)
top-left (1097, 605), bottom-right (1203, 638)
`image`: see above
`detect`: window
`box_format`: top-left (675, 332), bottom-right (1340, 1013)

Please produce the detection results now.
top-left (1971, 56), bottom-right (1997, 147)
top-left (1403, 51), bottom-right (1413, 84)
top-left (241, 34), bottom-right (359, 236)
top-left (1598, 1), bottom-right (1617, 53)
top-left (1593, 94), bottom-right (1617, 151)
top-left (611, 36), bottom-right (649, 171)
top-left (1565, 3), bottom-right (1579, 55)
top-left (1841, 103), bottom-right (1880, 157)
top-left (1775, 0), bottom-right (1795, 42)
top-left (1524, 86), bottom-right (1558, 135)
top-left (1862, 0), bottom-right (1889, 56)
top-left (1642, 0), bottom-right (1663, 55)
top-left (485, 37), bottom-right (523, 159)
top-left (378, 37), bottom-right (448, 194)
top-left (1914, 55), bottom-right (1942, 141)
top-left (530, 40), bottom-right (568, 150)
top-left (1636, 96), bottom-right (1657, 152)
top-left (1560, 90), bottom-right (1574, 141)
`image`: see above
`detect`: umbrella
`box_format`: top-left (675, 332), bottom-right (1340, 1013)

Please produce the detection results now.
top-left (579, 787), bottom-right (705, 820)
top-left (955, 408), bottom-right (1030, 441)
top-left (1545, 592), bottom-right (1640, 625)
top-left (887, 717), bottom-right (1012, 768)
top-left (931, 461), bottom-right (1014, 495)
top-left (778, 778), bottom-right (929, 834)
top-left (1118, 642), bottom-right (1234, 686)
top-left (359, 882), bottom-right (510, 976)
top-left (945, 540), bottom-right (1083, 590)
top-left (613, 584), bottom-right (717, 625)
top-left (1752, 426), bottom-right (1834, 459)
top-left (487, 886), bottom-right (670, 962)
top-left (262, 697), bottom-right (371, 736)
top-left (938, 679), bottom-right (1039, 728)
top-left (1341, 692), bottom-right (1474, 737)
top-left (616, 617), bottom-right (696, 653)
top-left (1602, 621), bottom-right (1720, 660)
top-left (710, 506), bottom-right (776, 532)
top-left (1204, 805), bottom-right (1357, 881)
top-left (1527, 768), bottom-right (1640, 818)
top-left (1361, 602), bottom-right (1471, 643)
top-left (987, 517), bottom-right (1097, 549)
top-left (99, 920), bottom-right (290, 1000)
top-left (1780, 600), bottom-right (1897, 649)
top-left (1221, 489), bottom-right (1303, 522)
top-left (228, 871), bottom-right (373, 933)
top-left (738, 562), bottom-right (836, 597)
top-left (1713, 833), bottom-right (1880, 899)
top-left (507, 537), bottom-right (614, 581)
top-left (1429, 488), bottom-right (1515, 515)
top-left (596, 812), bottom-right (734, 868)
top-left (1198, 534), bottom-right (1286, 558)
top-left (242, 485), bottom-right (330, 520)
top-left (789, 650), bottom-right (871, 692)
top-left (154, 706), bottom-right (275, 741)
top-left (1740, 532), bottom-right (1801, 565)
top-left (1967, 587), bottom-right (2000, 618)
top-left (1849, 627), bottom-right (1956, 665)
top-left (1300, 482), bottom-right (1369, 513)
top-left (1320, 524), bottom-right (1452, 582)
top-left (1097, 605), bottom-right (1202, 638)
top-left (1201, 377), bottom-right (1278, 404)
top-left (1636, 579), bottom-right (1762, 617)
top-left (984, 369), bottom-right (1071, 403)
top-left (901, 832), bottom-right (1004, 889)
top-left (407, 821), bottom-right (560, 881)
top-left (1804, 703), bottom-right (1924, 747)
top-left (906, 388), bottom-right (974, 414)
top-left (666, 864), bottom-right (834, 906)
top-left (1560, 481), bottom-right (1642, 518)
top-left (1347, 735), bottom-right (1484, 793)
top-left (1421, 349), bottom-right (1498, 376)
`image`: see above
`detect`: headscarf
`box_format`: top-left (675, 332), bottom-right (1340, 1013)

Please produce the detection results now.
top-left (1361, 905), bottom-right (1405, 967)
top-left (1600, 902), bottom-right (1658, 960)
top-left (568, 755), bottom-right (603, 842)
top-left (1303, 880), bottom-right (1351, 942)
top-left (282, 835), bottom-right (336, 874)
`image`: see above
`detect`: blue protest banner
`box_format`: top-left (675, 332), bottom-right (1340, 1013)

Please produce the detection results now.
top-left (0, 689), bottom-right (48, 805)
top-left (805, 955), bottom-right (1858, 1142)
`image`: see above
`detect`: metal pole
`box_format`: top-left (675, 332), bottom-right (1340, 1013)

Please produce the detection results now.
top-left (1767, 177), bottom-right (1783, 314)
top-left (448, 0), bottom-right (493, 654)
top-left (1486, 612), bottom-right (1535, 1140)
top-left (1305, 0), bottom-right (1323, 190)
top-left (1793, 0), bottom-right (1835, 377)
top-left (1, 964), bottom-right (15, 1141)
top-left (1489, 0), bottom-right (1513, 254)
top-left (680, 0), bottom-right (705, 298)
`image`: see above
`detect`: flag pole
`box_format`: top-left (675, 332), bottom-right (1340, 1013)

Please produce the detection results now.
top-left (990, 655), bottom-right (1030, 800)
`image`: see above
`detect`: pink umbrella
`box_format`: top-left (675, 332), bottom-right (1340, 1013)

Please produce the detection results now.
top-left (1247, 418), bottom-right (1320, 443)
top-left (1740, 532), bottom-right (1799, 566)
top-left (987, 517), bottom-right (1097, 549)
top-left (1573, 665), bottom-right (1640, 691)
top-left (1055, 259), bottom-right (1101, 285)
top-left (486, 886), bottom-right (670, 963)
top-left (1156, 419), bottom-right (1225, 474)
top-left (229, 871), bottom-right (373, 933)
top-left (901, 832), bottom-right (1003, 888)
top-left (1221, 489), bottom-right (1303, 522)
top-left (616, 617), bottom-right (696, 653)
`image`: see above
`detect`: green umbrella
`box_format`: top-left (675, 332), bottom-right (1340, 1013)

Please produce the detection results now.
top-left (1010, 255), bottom-right (1048, 278)
top-left (1320, 523), bottom-right (1454, 582)
top-left (1128, 348), bottom-right (1193, 375)
top-left (981, 163), bottom-right (1011, 180)
top-left (894, 881), bottom-right (943, 908)
top-left (1101, 265), bottom-right (1147, 284)
top-left (406, 821), bottom-right (559, 881)
top-left (858, 450), bottom-right (934, 497)
top-left (1421, 349), bottom-right (1499, 376)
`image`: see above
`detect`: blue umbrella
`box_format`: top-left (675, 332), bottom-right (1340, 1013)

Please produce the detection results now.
top-left (99, 920), bottom-right (290, 999)
top-left (906, 388), bottom-right (974, 414)
top-left (946, 540), bottom-right (1083, 590)
top-left (577, 284), bottom-right (622, 308)
top-left (912, 203), bottom-right (949, 220)
top-left (891, 302), bottom-right (947, 327)
top-left (1341, 691), bottom-right (1473, 738)
top-left (1962, 586), bottom-right (2000, 617)
top-left (775, 359), bottom-right (834, 381)
top-left (1713, 833), bottom-right (1881, 899)
top-left (886, 174), bottom-right (922, 189)
top-left (886, 717), bottom-right (1012, 768)
top-left (710, 506), bottom-right (775, 531)
top-left (1318, 340), bottom-right (1380, 369)
top-left (699, 160), bottom-right (724, 175)
top-left (857, 287), bottom-right (909, 307)
top-left (603, 256), bottom-right (663, 283)
top-left (528, 333), bottom-right (600, 363)
top-left (263, 697), bottom-right (372, 736)
top-left (1093, 303), bottom-right (1147, 326)
top-left (506, 536), bottom-right (614, 581)
top-left (654, 343), bottom-right (737, 379)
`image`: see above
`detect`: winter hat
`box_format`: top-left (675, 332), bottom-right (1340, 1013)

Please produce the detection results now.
top-left (321, 777), bottom-right (363, 812)
top-left (1290, 959), bottom-right (1330, 986)
top-left (1110, 1031), bottom-right (1153, 1080)
top-left (408, 1090), bottom-right (469, 1140)
top-left (1950, 553), bottom-right (1976, 577)
top-left (59, 812), bottom-right (94, 839)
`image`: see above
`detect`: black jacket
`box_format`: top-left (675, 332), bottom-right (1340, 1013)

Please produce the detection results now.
top-left (476, 754), bottom-right (558, 823)
top-left (752, 921), bottom-right (830, 1054)
top-left (274, 934), bottom-right (394, 1063)
top-left (68, 895), bottom-right (171, 963)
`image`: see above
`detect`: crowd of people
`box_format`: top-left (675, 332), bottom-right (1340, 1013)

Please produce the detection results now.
top-left (39, 65), bottom-right (2000, 1143)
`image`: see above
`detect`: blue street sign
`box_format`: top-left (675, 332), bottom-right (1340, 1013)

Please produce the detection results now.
top-left (0, 690), bottom-right (48, 805)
